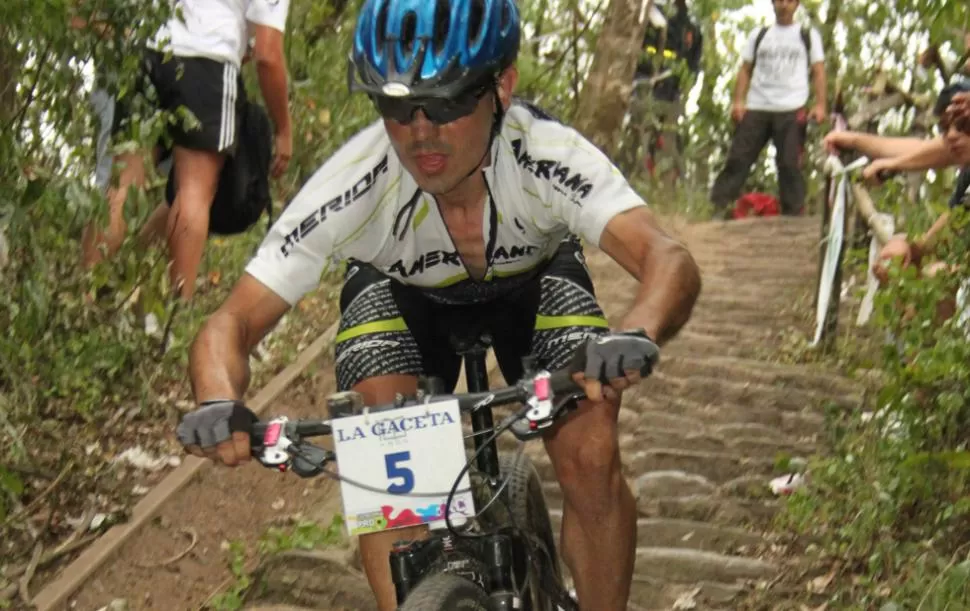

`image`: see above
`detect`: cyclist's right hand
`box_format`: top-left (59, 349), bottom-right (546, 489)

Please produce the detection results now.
top-left (176, 400), bottom-right (258, 466)
top-left (731, 102), bottom-right (746, 123)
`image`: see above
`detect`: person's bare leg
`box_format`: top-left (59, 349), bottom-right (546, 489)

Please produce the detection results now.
top-left (137, 202), bottom-right (171, 249)
top-left (351, 374), bottom-right (429, 611)
top-left (82, 150), bottom-right (148, 267)
top-left (166, 146), bottom-right (224, 298)
top-left (544, 395), bottom-right (635, 611)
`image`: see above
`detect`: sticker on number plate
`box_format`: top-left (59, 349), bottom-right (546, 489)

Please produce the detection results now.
top-left (331, 400), bottom-right (475, 536)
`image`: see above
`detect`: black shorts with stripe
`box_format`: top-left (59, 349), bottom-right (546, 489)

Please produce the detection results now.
top-left (114, 50), bottom-right (244, 154)
top-left (334, 238), bottom-right (610, 392)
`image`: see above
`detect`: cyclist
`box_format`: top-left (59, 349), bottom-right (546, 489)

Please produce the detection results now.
top-left (176, 1), bottom-right (701, 609)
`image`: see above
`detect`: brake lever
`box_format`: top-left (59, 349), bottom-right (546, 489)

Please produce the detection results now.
top-left (256, 416), bottom-right (293, 470)
top-left (290, 442), bottom-right (334, 478)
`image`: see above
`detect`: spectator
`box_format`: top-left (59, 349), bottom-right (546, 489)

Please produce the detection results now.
top-left (628, 0), bottom-right (702, 185)
top-left (710, 0), bottom-right (826, 218)
top-left (822, 81), bottom-right (970, 310)
top-left (82, 0), bottom-right (293, 299)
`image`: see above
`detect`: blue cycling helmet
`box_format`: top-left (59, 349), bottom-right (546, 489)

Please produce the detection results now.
top-left (349, 0), bottom-right (521, 99)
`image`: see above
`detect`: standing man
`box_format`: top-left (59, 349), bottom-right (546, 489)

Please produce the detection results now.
top-left (82, 0), bottom-right (293, 299)
top-left (710, 0), bottom-right (826, 218)
top-left (628, 0), bottom-right (702, 184)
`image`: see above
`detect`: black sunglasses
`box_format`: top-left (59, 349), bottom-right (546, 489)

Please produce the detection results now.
top-left (371, 83), bottom-right (492, 125)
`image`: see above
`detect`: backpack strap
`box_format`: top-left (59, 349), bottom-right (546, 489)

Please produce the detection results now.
top-left (801, 26), bottom-right (813, 68)
top-left (750, 26), bottom-right (769, 71)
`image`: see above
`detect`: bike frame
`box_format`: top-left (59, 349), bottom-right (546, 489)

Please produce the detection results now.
top-left (388, 332), bottom-right (537, 608)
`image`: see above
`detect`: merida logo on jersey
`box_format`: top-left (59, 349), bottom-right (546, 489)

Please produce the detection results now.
top-left (388, 250), bottom-right (462, 278)
top-left (493, 244), bottom-right (539, 261)
top-left (509, 139), bottom-right (593, 201)
top-left (280, 156), bottom-right (390, 257)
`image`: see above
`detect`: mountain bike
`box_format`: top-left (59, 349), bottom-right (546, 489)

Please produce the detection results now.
top-left (251, 329), bottom-right (657, 610)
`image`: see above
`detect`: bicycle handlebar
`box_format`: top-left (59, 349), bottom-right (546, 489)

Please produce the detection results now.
top-left (250, 367), bottom-right (585, 477)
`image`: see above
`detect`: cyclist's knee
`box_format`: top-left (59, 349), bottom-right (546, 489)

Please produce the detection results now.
top-left (548, 400), bottom-right (622, 488)
top-left (351, 375), bottom-right (419, 407)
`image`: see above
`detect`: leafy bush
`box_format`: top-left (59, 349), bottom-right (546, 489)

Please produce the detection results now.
top-left (779, 209), bottom-right (970, 608)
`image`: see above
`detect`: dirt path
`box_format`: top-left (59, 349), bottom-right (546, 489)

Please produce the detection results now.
top-left (64, 216), bottom-right (859, 611)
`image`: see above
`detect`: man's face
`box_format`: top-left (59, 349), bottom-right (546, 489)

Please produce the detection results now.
top-left (943, 125), bottom-right (970, 165)
top-left (941, 98), bottom-right (970, 164)
top-left (772, 0), bottom-right (799, 23)
top-left (381, 69), bottom-right (518, 196)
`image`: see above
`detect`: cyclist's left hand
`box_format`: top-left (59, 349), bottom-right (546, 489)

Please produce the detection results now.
top-left (569, 329), bottom-right (660, 403)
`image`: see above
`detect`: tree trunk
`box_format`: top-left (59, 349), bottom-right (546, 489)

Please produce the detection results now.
top-left (693, 15), bottom-right (720, 189)
top-left (0, 26), bottom-right (17, 126)
top-left (574, 0), bottom-right (649, 158)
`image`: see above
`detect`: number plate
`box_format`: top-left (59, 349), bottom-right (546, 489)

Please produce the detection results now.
top-left (331, 400), bottom-right (475, 536)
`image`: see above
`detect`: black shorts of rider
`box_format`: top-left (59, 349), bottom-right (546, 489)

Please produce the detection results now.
top-left (113, 50), bottom-right (244, 154)
top-left (333, 239), bottom-right (610, 392)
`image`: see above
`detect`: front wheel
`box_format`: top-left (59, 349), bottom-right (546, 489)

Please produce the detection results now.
top-left (397, 572), bottom-right (489, 611)
top-left (500, 453), bottom-right (562, 611)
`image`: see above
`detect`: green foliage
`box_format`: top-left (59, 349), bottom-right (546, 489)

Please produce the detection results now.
top-left (258, 514), bottom-right (346, 555)
top-left (208, 515), bottom-right (346, 611)
top-left (0, 0), bottom-right (350, 562)
top-left (778, 209), bottom-right (970, 608)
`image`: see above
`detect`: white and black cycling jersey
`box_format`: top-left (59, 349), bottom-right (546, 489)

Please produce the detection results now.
top-left (245, 101), bottom-right (647, 305)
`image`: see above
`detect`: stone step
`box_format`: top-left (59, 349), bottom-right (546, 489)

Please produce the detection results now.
top-left (640, 372), bottom-right (859, 413)
top-left (634, 547), bottom-right (776, 583)
top-left (634, 397), bottom-right (824, 439)
top-left (637, 517), bottom-right (764, 553)
top-left (678, 320), bottom-right (796, 343)
top-left (627, 448), bottom-right (775, 484)
top-left (658, 355), bottom-right (862, 397)
top-left (637, 493), bottom-right (780, 527)
top-left (245, 550), bottom-right (376, 611)
top-left (685, 307), bottom-right (806, 329)
top-left (546, 512), bottom-right (762, 556)
top-left (627, 427), bottom-right (814, 462)
top-left (628, 575), bottom-right (744, 610)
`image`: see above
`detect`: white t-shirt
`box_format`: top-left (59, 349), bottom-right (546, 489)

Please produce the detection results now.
top-left (245, 102), bottom-right (647, 306)
top-left (152, 0), bottom-right (290, 67)
top-left (742, 23), bottom-right (824, 112)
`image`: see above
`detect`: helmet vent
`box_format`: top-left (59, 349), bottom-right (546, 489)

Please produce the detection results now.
top-left (375, 4), bottom-right (389, 49)
top-left (401, 11), bottom-right (418, 53)
top-left (432, 0), bottom-right (450, 55)
top-left (468, 0), bottom-right (485, 47)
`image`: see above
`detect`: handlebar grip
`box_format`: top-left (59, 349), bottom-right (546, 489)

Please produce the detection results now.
top-left (548, 368), bottom-right (583, 396)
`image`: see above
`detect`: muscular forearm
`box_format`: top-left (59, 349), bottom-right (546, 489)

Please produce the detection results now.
top-left (842, 132), bottom-right (941, 160)
top-left (914, 211), bottom-right (952, 260)
top-left (885, 137), bottom-right (955, 171)
top-left (189, 313), bottom-right (254, 403)
top-left (256, 58), bottom-right (291, 137)
top-left (812, 64), bottom-right (827, 111)
top-left (733, 66), bottom-right (751, 105)
top-left (620, 242), bottom-right (701, 345)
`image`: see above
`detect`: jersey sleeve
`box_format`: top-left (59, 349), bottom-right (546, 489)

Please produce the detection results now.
top-left (245, 123), bottom-right (393, 305)
top-left (740, 29), bottom-right (759, 63)
top-left (513, 124), bottom-right (646, 248)
top-left (809, 28), bottom-right (825, 64)
top-left (246, 0), bottom-right (291, 32)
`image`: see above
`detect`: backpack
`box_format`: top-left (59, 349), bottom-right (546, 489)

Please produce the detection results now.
top-left (165, 101), bottom-right (274, 236)
top-left (751, 25), bottom-right (813, 72)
